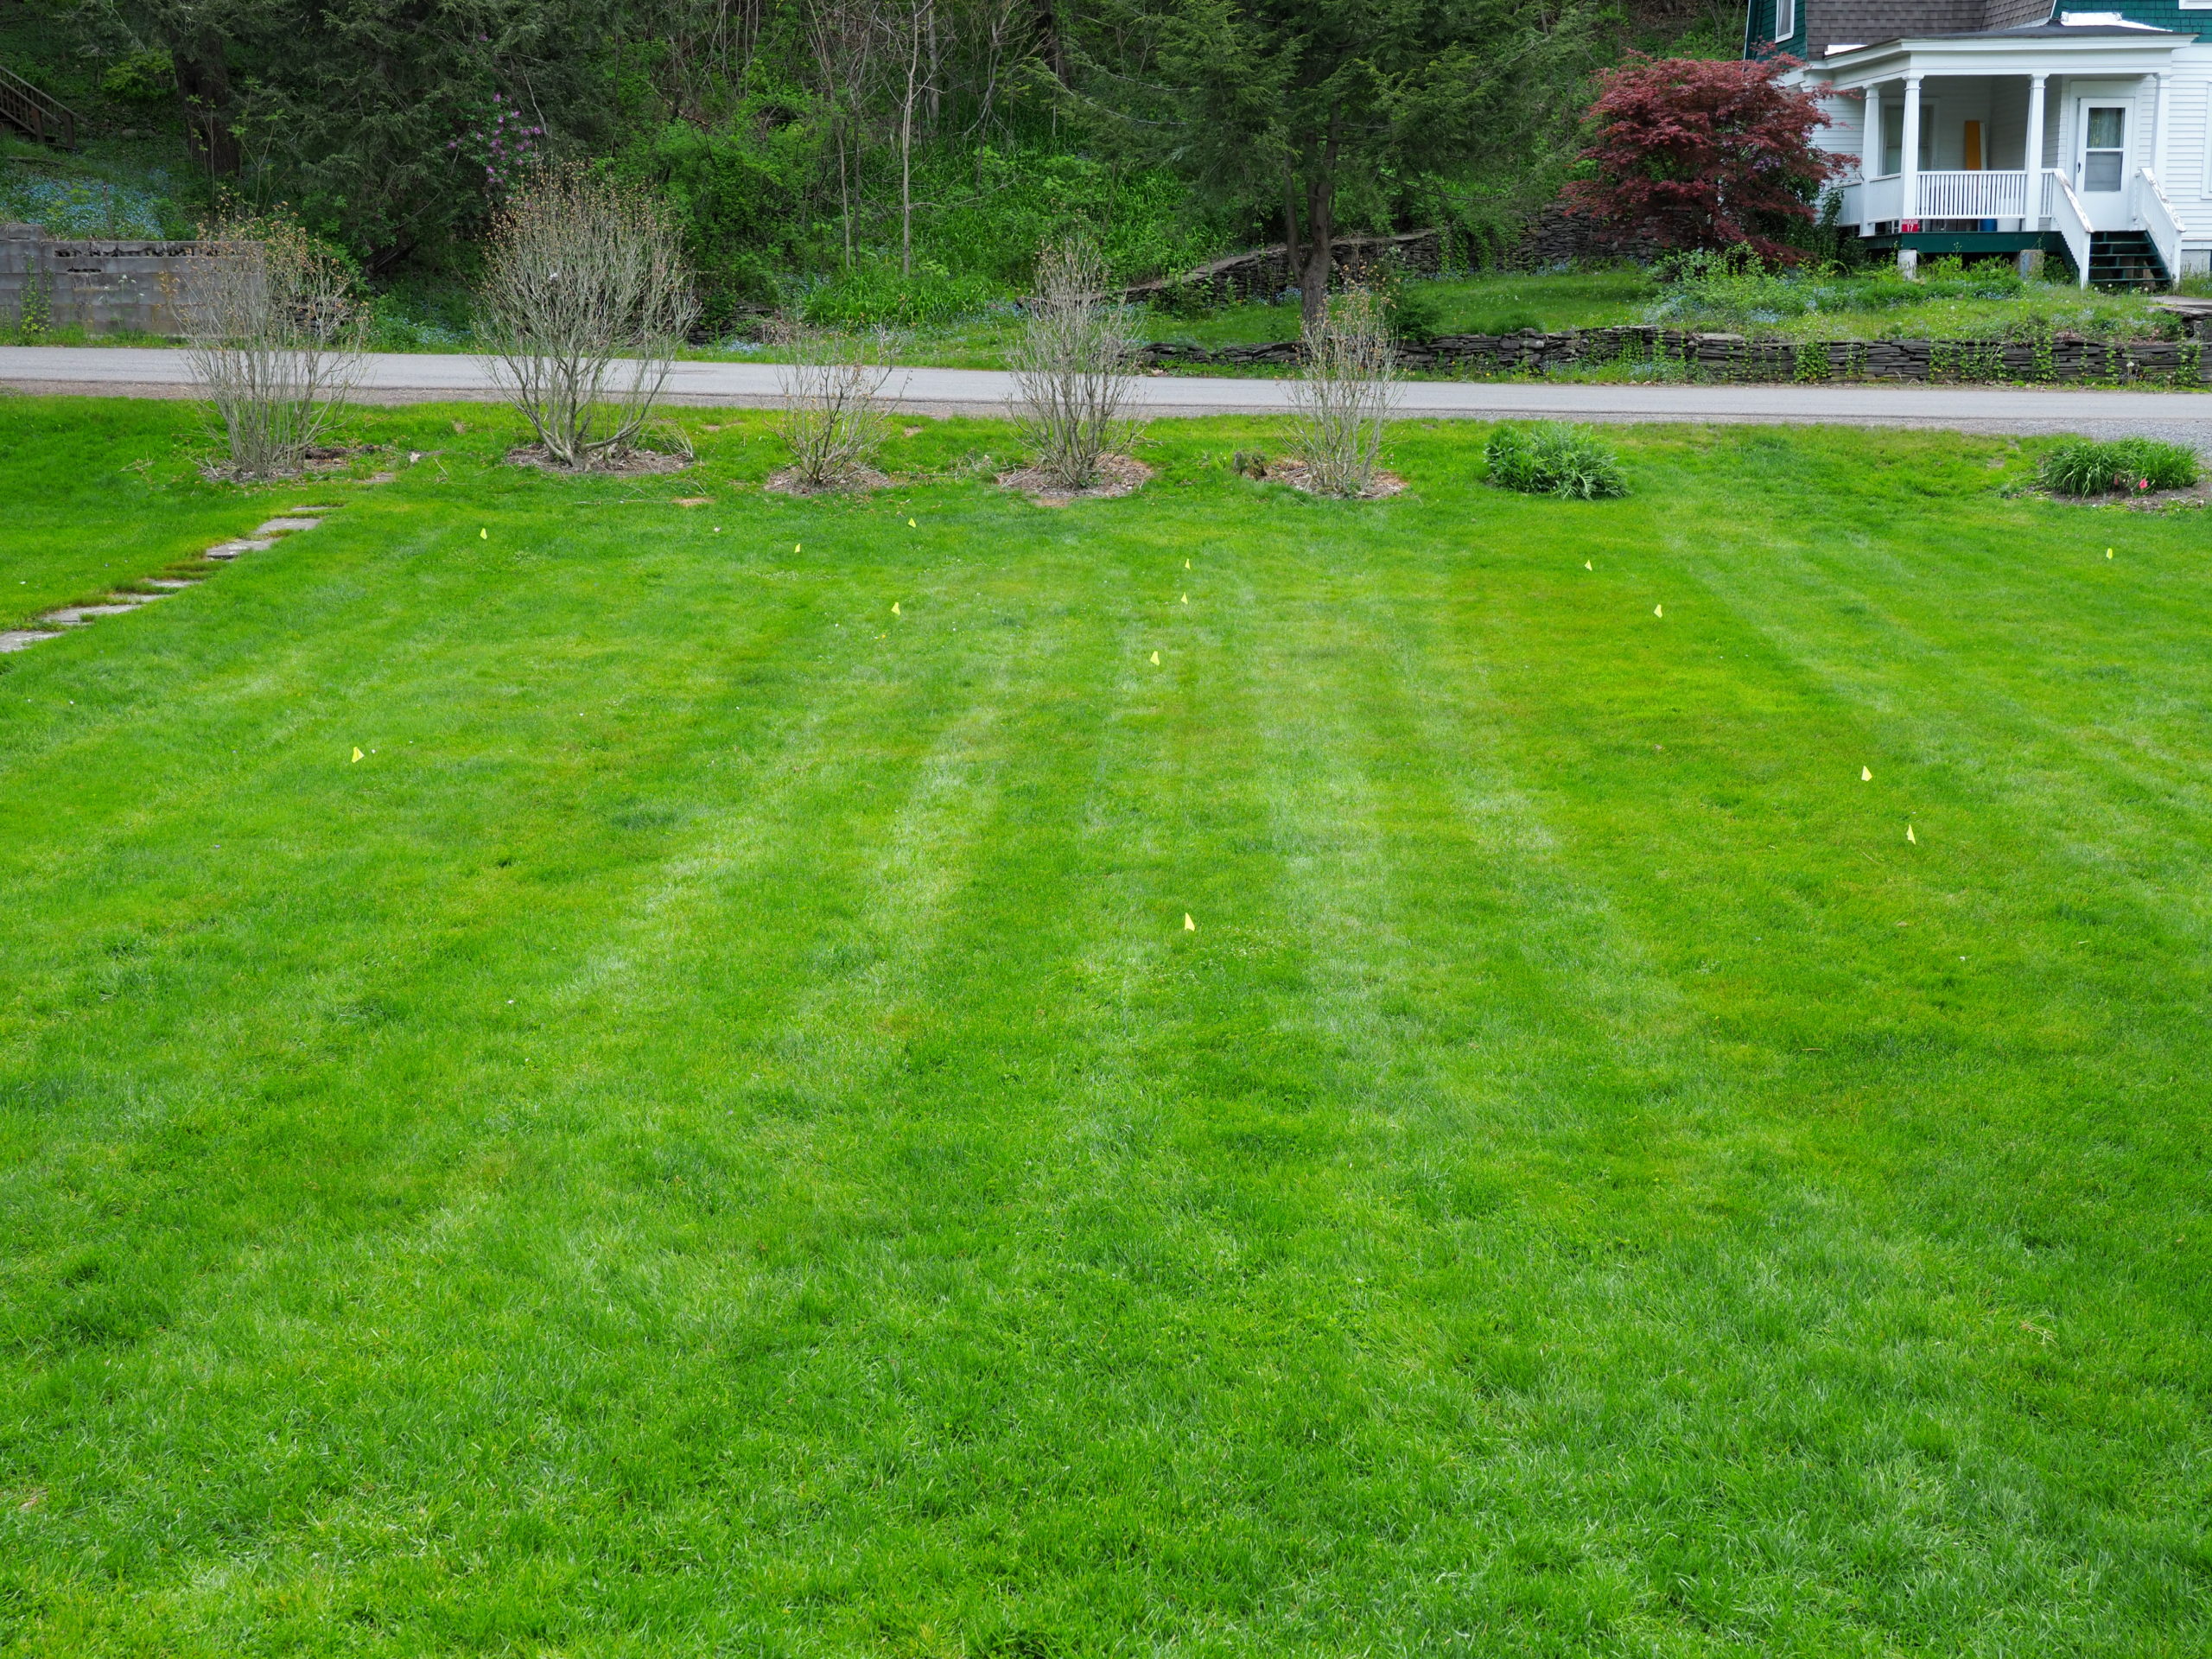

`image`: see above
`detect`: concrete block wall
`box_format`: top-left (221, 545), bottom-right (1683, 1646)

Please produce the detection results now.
top-left (1, 222), bottom-right (235, 334)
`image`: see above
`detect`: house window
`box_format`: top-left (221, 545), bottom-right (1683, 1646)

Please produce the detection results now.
top-left (1880, 103), bottom-right (1936, 175)
top-left (1776, 0), bottom-right (1795, 40)
top-left (2082, 105), bottom-right (2126, 191)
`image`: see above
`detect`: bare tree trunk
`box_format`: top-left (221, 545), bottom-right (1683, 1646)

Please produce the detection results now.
top-left (1281, 173), bottom-right (1302, 301)
top-left (172, 41), bottom-right (241, 178)
top-left (925, 0), bottom-right (939, 131)
top-left (805, 0), bottom-right (868, 274)
top-left (1298, 118), bottom-right (1342, 327)
top-left (1033, 0), bottom-right (1063, 83)
top-left (899, 4), bottom-right (922, 277)
top-left (974, 0), bottom-right (1021, 133)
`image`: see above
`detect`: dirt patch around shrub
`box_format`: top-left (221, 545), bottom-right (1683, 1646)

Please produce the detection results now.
top-left (1238, 456), bottom-right (1406, 499)
top-left (764, 465), bottom-right (896, 497)
top-left (996, 453), bottom-right (1154, 505)
top-left (504, 445), bottom-right (693, 477)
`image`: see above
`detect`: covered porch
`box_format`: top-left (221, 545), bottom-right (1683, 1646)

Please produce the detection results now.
top-left (1805, 26), bottom-right (2194, 286)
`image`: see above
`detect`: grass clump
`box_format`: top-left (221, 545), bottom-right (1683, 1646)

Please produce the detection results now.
top-left (1484, 421), bottom-right (1628, 499)
top-left (2040, 436), bottom-right (2201, 497)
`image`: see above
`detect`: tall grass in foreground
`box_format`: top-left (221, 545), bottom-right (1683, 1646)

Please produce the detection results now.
top-left (2038, 435), bottom-right (2199, 497)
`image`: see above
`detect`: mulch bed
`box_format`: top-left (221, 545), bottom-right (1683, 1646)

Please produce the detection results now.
top-left (1250, 457), bottom-right (1407, 499)
top-left (996, 453), bottom-right (1154, 505)
top-left (505, 445), bottom-right (693, 476)
top-left (764, 465), bottom-right (896, 496)
top-left (2035, 477), bottom-right (2212, 511)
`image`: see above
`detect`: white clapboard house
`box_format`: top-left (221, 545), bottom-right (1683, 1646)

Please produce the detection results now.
top-left (1748, 0), bottom-right (2212, 282)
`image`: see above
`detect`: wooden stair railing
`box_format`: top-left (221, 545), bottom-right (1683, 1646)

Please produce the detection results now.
top-left (0, 64), bottom-right (79, 150)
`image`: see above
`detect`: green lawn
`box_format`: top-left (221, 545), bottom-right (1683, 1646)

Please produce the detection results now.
top-left (3, 398), bottom-right (2209, 1656)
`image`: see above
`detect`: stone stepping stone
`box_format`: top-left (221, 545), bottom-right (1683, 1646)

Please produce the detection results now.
top-left (253, 518), bottom-right (323, 535)
top-left (147, 578), bottom-right (200, 589)
top-left (0, 629), bottom-right (60, 653)
top-left (206, 538), bottom-right (276, 559)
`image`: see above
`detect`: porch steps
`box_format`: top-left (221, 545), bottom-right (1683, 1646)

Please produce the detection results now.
top-left (2087, 231), bottom-right (2167, 292)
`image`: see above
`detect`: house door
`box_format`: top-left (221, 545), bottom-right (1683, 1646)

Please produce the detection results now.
top-left (2075, 101), bottom-right (2133, 229)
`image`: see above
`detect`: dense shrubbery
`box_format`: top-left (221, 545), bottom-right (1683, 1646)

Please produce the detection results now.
top-left (791, 257), bottom-right (1003, 330)
top-left (1485, 422), bottom-right (1627, 499)
top-left (618, 117), bottom-right (819, 327)
top-left (2039, 437), bottom-right (2200, 498)
top-left (614, 122), bottom-right (1223, 330)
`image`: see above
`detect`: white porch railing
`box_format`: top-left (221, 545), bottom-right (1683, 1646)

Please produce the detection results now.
top-left (1857, 175), bottom-right (1902, 226)
top-left (2044, 169), bottom-right (2094, 289)
top-left (2136, 168), bottom-right (2185, 284)
top-left (1843, 172), bottom-right (2031, 229)
top-left (1915, 170), bottom-right (2030, 220)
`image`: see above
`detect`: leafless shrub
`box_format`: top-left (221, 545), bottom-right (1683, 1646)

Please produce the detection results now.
top-left (477, 167), bottom-right (699, 470)
top-left (776, 325), bottom-right (893, 488)
top-left (1288, 283), bottom-right (1398, 498)
top-left (173, 213), bottom-right (364, 481)
top-left (1008, 237), bottom-right (1141, 491)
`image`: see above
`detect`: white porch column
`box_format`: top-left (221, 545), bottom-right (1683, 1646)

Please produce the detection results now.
top-left (1900, 74), bottom-right (1923, 278)
top-left (2152, 70), bottom-right (2172, 188)
top-left (2022, 73), bottom-right (2048, 275)
top-left (1866, 83), bottom-right (1884, 176)
top-left (2025, 75), bottom-right (2047, 219)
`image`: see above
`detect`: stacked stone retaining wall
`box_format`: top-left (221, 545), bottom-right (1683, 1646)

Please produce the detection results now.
top-left (1139, 326), bottom-right (2209, 384)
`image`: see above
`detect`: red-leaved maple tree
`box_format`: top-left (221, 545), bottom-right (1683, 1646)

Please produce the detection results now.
top-left (1564, 54), bottom-right (1845, 262)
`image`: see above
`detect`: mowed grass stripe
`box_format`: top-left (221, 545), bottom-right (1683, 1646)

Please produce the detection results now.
top-left (1, 404), bottom-right (2208, 1655)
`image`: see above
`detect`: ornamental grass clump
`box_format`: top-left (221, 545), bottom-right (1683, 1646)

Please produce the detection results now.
top-left (174, 213), bottom-right (365, 480)
top-left (1485, 423), bottom-right (1629, 500)
top-left (477, 167), bottom-right (697, 470)
top-left (2039, 437), bottom-right (2199, 498)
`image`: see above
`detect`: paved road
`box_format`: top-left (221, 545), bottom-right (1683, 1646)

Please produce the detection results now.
top-left (6, 344), bottom-right (2210, 442)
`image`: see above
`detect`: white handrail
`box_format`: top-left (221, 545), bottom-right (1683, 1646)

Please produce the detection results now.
top-left (2044, 169), bottom-right (2093, 289)
top-left (2137, 167), bottom-right (2184, 288)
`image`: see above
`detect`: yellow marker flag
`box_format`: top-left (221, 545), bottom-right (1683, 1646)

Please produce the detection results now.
top-left (1584, 560), bottom-right (1593, 570)
top-left (1149, 650), bottom-right (1160, 665)
top-left (908, 518), bottom-right (918, 528)
top-left (2106, 548), bottom-right (2114, 559)
top-left (1184, 558), bottom-right (1192, 569)
top-left (795, 543), bottom-right (802, 554)
top-left (1184, 913), bottom-right (1197, 931)
top-left (892, 601), bottom-right (901, 615)
top-left (1654, 603), bottom-right (1663, 618)
top-left (1180, 594), bottom-right (1189, 604)
top-left (480, 528), bottom-right (488, 540)
top-left (351, 747), bottom-right (363, 763)
top-left (1906, 823), bottom-right (1917, 844)
top-left (1862, 766), bottom-right (1872, 781)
